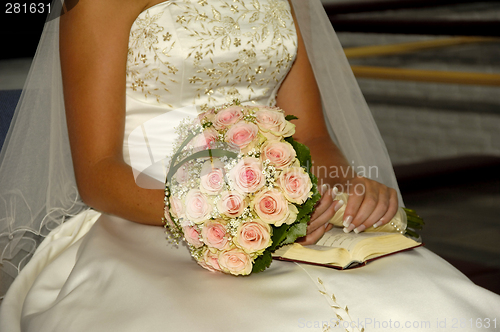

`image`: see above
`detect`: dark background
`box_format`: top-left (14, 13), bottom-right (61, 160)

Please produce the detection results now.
top-left (0, 1), bottom-right (52, 59)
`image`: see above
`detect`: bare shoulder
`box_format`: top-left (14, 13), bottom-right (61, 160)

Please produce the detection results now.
top-left (60, 0), bottom-right (151, 28)
top-left (143, 0), bottom-right (172, 12)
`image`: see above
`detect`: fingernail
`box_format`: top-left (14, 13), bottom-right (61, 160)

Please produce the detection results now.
top-left (343, 215), bottom-right (352, 228)
top-left (335, 200), bottom-right (344, 212)
top-left (332, 187), bottom-right (338, 197)
top-left (324, 222), bottom-right (330, 229)
top-left (321, 184), bottom-right (328, 194)
top-left (354, 225), bottom-right (366, 234)
top-left (343, 223), bottom-right (355, 233)
top-left (373, 219), bottom-right (383, 228)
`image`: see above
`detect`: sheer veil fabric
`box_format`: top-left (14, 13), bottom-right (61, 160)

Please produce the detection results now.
top-left (0, 0), bottom-right (401, 299)
top-left (0, 0), bottom-right (87, 299)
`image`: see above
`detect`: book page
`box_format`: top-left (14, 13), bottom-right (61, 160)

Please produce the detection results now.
top-left (316, 227), bottom-right (393, 252)
top-left (273, 228), bottom-right (420, 268)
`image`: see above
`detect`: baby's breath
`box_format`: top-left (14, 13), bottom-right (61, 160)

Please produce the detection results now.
top-left (227, 207), bottom-right (254, 236)
top-left (163, 102), bottom-right (316, 276)
top-left (262, 159), bottom-right (278, 189)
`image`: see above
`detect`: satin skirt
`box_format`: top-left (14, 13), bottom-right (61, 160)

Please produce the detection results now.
top-left (1, 210), bottom-right (499, 332)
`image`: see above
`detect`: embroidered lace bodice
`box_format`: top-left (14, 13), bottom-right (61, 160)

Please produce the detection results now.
top-left (126, 0), bottom-right (298, 111)
top-left (122, 0), bottom-right (297, 183)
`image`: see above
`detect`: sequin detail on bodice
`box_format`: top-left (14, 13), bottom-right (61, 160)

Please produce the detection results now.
top-left (126, 0), bottom-right (297, 111)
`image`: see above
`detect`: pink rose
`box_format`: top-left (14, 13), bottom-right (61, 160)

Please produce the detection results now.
top-left (218, 248), bottom-right (253, 275)
top-left (229, 157), bottom-right (265, 194)
top-left (217, 191), bottom-right (247, 218)
top-left (234, 219), bottom-right (272, 254)
top-left (252, 189), bottom-right (298, 226)
top-left (213, 106), bottom-right (244, 130)
top-left (183, 226), bottom-right (203, 248)
top-left (261, 141), bottom-right (296, 169)
top-left (184, 189), bottom-right (212, 224)
top-left (203, 248), bottom-right (222, 272)
top-left (200, 160), bottom-right (225, 195)
top-left (196, 259), bottom-right (215, 273)
top-left (225, 122), bottom-right (259, 150)
top-left (174, 165), bottom-right (188, 184)
top-left (169, 195), bottom-right (184, 218)
top-left (202, 220), bottom-right (229, 250)
top-left (255, 109), bottom-right (295, 138)
top-left (198, 108), bottom-right (215, 123)
top-left (192, 127), bottom-right (219, 150)
top-left (278, 167), bottom-right (312, 204)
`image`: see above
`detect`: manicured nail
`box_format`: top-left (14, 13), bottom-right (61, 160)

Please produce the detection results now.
top-left (331, 187), bottom-right (338, 197)
top-left (354, 225), bottom-right (366, 234)
top-left (324, 222), bottom-right (330, 229)
top-left (373, 219), bottom-right (384, 228)
top-left (343, 223), bottom-right (355, 233)
top-left (321, 184), bottom-right (328, 194)
top-left (343, 215), bottom-right (352, 228)
top-left (335, 200), bottom-right (344, 212)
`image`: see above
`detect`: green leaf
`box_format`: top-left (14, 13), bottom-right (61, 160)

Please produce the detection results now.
top-left (252, 250), bottom-right (272, 273)
top-left (280, 221), bottom-right (307, 246)
top-left (285, 136), bottom-right (312, 169)
top-left (285, 114), bottom-right (299, 121)
top-left (296, 184), bottom-right (320, 221)
top-left (269, 224), bottom-right (291, 251)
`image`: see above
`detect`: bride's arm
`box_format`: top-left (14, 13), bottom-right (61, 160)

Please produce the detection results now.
top-left (60, 0), bottom-right (165, 226)
top-left (276, 5), bottom-right (399, 244)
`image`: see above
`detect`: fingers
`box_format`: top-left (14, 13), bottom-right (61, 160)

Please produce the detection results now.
top-left (342, 178), bottom-right (371, 231)
top-left (307, 198), bottom-right (343, 235)
top-left (297, 220), bottom-right (334, 245)
top-left (351, 186), bottom-right (389, 233)
top-left (298, 178), bottom-right (400, 246)
top-left (310, 185), bottom-right (334, 222)
top-left (342, 178), bottom-right (398, 234)
top-left (373, 188), bottom-right (399, 229)
top-left (300, 187), bottom-right (344, 245)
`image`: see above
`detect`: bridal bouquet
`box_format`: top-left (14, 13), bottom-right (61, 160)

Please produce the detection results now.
top-left (163, 102), bottom-right (321, 275)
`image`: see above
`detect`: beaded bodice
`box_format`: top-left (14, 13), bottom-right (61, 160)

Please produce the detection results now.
top-left (126, 0), bottom-right (298, 111)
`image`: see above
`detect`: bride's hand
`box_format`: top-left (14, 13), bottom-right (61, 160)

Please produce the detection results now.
top-left (296, 186), bottom-right (344, 245)
top-left (297, 177), bottom-right (398, 245)
top-left (341, 176), bottom-right (399, 234)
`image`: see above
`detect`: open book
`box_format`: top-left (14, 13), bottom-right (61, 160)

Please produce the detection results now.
top-left (272, 227), bottom-right (422, 269)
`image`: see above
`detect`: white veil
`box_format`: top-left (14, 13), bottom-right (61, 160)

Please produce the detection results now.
top-left (291, 0), bottom-right (402, 206)
top-left (0, 0), bottom-right (402, 299)
top-left (0, 0), bottom-right (87, 299)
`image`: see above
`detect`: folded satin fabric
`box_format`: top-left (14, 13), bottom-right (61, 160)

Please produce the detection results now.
top-left (2, 211), bottom-right (499, 332)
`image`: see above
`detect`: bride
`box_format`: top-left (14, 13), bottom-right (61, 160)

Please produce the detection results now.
top-left (1, 0), bottom-right (499, 331)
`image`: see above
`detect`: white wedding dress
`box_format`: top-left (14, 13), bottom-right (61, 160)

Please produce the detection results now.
top-left (1, 1), bottom-right (500, 331)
